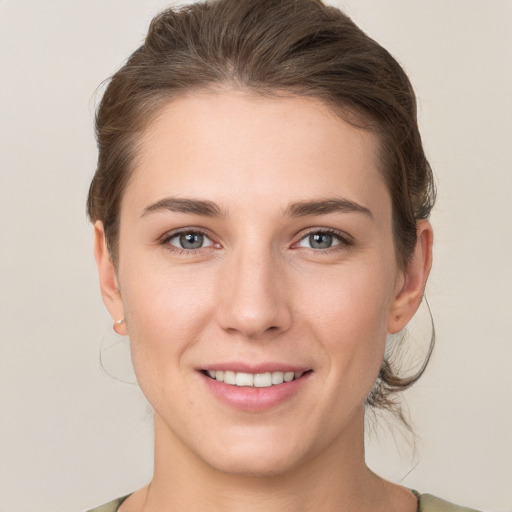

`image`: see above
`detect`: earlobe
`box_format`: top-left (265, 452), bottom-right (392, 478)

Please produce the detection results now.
top-left (93, 221), bottom-right (128, 336)
top-left (388, 220), bottom-right (433, 334)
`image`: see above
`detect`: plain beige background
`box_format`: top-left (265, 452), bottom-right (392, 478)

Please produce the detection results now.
top-left (1, 1), bottom-right (511, 511)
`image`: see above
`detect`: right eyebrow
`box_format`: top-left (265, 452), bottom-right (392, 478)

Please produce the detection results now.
top-left (285, 197), bottom-right (373, 219)
top-left (140, 197), bottom-right (225, 218)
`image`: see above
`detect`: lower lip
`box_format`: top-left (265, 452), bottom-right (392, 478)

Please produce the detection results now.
top-left (201, 372), bottom-right (311, 412)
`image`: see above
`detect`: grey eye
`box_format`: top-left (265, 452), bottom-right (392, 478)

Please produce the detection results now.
top-left (168, 232), bottom-right (213, 250)
top-left (298, 232), bottom-right (341, 250)
top-left (309, 233), bottom-right (333, 249)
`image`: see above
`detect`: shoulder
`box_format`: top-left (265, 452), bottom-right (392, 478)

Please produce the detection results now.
top-left (87, 492), bottom-right (482, 512)
top-left (86, 495), bottom-right (130, 512)
top-left (419, 493), bottom-right (483, 512)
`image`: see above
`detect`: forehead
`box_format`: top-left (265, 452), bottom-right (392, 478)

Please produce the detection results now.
top-left (125, 91), bottom-right (389, 218)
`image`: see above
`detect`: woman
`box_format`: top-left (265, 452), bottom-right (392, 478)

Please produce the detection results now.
top-left (86, 0), bottom-right (479, 510)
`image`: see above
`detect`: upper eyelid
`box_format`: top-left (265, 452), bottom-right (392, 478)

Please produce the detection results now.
top-left (160, 227), bottom-right (215, 242)
top-left (295, 227), bottom-right (353, 243)
top-left (168, 231), bottom-right (213, 243)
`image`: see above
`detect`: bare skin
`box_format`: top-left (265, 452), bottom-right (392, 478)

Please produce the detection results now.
top-left (95, 91), bottom-right (432, 512)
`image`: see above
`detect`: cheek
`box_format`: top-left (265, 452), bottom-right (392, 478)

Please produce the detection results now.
top-left (121, 248), bottom-right (213, 327)
top-left (298, 260), bottom-right (395, 376)
top-left (118, 258), bottom-right (215, 389)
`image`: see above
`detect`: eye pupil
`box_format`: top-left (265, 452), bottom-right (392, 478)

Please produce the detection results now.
top-left (180, 233), bottom-right (204, 249)
top-left (309, 233), bottom-right (333, 249)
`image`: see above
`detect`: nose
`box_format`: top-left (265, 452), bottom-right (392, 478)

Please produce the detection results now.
top-left (216, 245), bottom-right (292, 340)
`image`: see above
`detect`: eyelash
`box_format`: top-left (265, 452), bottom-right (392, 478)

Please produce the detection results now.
top-left (159, 229), bottom-right (217, 255)
top-left (159, 227), bottom-right (353, 255)
top-left (293, 228), bottom-right (353, 253)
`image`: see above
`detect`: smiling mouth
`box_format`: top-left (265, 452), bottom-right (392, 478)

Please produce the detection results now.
top-left (202, 370), bottom-right (311, 388)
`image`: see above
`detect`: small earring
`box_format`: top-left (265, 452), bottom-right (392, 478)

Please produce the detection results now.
top-left (113, 318), bottom-right (125, 335)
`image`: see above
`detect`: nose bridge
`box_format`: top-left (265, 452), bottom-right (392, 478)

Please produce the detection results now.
top-left (217, 237), bottom-right (291, 339)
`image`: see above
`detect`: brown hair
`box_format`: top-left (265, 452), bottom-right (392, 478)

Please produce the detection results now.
top-left (87, 0), bottom-right (436, 420)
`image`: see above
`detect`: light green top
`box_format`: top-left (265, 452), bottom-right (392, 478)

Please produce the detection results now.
top-left (86, 491), bottom-right (483, 511)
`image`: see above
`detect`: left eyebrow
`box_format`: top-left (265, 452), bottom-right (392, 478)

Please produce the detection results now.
top-left (140, 197), bottom-right (226, 218)
top-left (285, 198), bottom-right (373, 219)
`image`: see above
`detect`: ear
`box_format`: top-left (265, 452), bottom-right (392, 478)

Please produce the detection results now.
top-left (93, 221), bottom-right (128, 336)
top-left (388, 220), bottom-right (433, 334)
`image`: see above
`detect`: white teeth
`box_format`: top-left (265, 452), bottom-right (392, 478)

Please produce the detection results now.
top-left (271, 371), bottom-right (284, 384)
top-left (253, 373), bottom-right (272, 387)
top-left (205, 369), bottom-right (306, 387)
top-left (235, 372), bottom-right (254, 387)
top-left (224, 371), bottom-right (236, 385)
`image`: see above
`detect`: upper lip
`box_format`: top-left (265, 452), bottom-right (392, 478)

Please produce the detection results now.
top-left (199, 362), bottom-right (311, 373)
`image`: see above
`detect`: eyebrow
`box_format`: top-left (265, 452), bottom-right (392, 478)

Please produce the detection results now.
top-left (140, 196), bottom-right (372, 219)
top-left (285, 198), bottom-right (373, 219)
top-left (141, 197), bottom-right (225, 218)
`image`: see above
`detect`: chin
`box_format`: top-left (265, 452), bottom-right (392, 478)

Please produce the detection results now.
top-left (198, 433), bottom-right (309, 478)
top-left (206, 451), bottom-right (301, 478)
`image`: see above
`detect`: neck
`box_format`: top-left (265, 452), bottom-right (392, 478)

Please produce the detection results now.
top-left (135, 406), bottom-right (411, 512)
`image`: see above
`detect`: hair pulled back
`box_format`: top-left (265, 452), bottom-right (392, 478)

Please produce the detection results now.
top-left (87, 0), bottom-right (436, 420)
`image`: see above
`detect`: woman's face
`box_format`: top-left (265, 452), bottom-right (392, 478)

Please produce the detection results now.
top-left (96, 91), bottom-right (427, 476)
